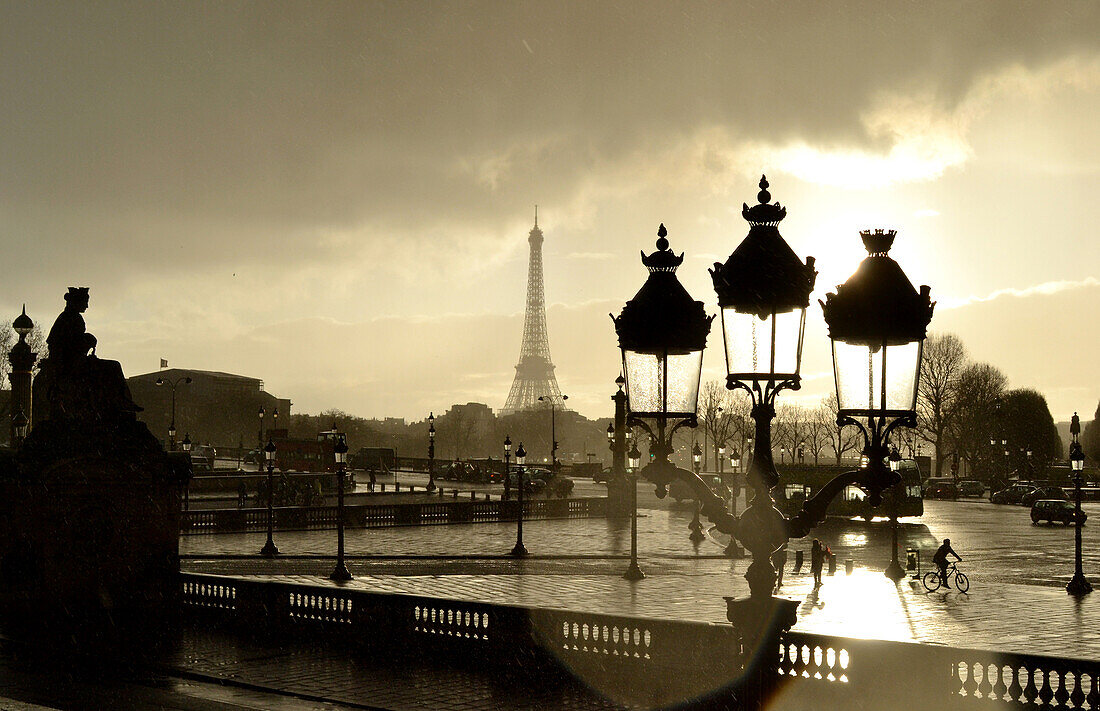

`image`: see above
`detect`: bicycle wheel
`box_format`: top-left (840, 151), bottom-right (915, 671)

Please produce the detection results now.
top-left (922, 570), bottom-right (941, 592)
top-left (954, 572), bottom-right (970, 593)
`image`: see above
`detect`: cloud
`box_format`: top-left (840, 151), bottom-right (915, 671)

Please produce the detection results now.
top-left (940, 277), bottom-right (1100, 309)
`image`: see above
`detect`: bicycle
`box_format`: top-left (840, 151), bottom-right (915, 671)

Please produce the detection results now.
top-left (922, 561), bottom-right (969, 593)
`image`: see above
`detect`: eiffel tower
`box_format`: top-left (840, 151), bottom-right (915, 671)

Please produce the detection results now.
top-left (502, 207), bottom-right (565, 415)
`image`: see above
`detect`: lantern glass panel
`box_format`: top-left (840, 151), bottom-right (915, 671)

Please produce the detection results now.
top-left (721, 307), bottom-right (805, 380)
top-left (623, 348), bottom-right (703, 416)
top-left (832, 339), bottom-right (922, 415)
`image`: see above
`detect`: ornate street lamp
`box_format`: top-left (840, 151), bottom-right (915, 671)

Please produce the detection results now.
top-left (156, 375), bottom-right (192, 451)
top-left (718, 444), bottom-right (726, 475)
top-left (1067, 412), bottom-right (1091, 596)
top-left (330, 436), bottom-right (352, 581)
top-left (613, 224), bottom-right (711, 572)
top-left (613, 223), bottom-right (712, 485)
top-left (538, 394), bottom-right (568, 473)
top-left (11, 410), bottom-right (28, 449)
top-left (427, 412), bottom-right (437, 492)
top-left (503, 435), bottom-right (512, 500)
top-left (884, 446), bottom-right (905, 581)
top-left (692, 442), bottom-right (703, 473)
top-left (257, 405), bottom-right (265, 452)
top-left (624, 440), bottom-right (644, 580)
top-left (822, 229), bottom-right (933, 495)
top-left (260, 437), bottom-right (279, 558)
top-left (181, 433), bottom-right (193, 512)
top-left (510, 443), bottom-right (528, 557)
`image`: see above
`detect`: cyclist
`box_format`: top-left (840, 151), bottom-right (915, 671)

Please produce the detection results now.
top-left (932, 538), bottom-right (962, 588)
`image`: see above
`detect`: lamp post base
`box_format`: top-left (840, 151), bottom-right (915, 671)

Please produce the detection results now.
top-left (509, 542), bottom-right (529, 557)
top-left (884, 559), bottom-right (906, 582)
top-left (623, 560), bottom-right (645, 581)
top-left (1067, 573), bottom-right (1093, 596)
top-left (259, 539), bottom-right (279, 558)
top-left (330, 561), bottom-right (353, 582)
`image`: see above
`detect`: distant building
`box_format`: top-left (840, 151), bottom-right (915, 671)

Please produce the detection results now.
top-left (128, 368), bottom-right (291, 450)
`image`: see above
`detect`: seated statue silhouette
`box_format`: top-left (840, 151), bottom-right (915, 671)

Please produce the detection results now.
top-left (34, 287), bottom-right (142, 424)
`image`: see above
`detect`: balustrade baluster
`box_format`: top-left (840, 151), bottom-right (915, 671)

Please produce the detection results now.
top-left (1039, 668), bottom-right (1055, 706)
top-left (991, 664), bottom-right (1009, 702)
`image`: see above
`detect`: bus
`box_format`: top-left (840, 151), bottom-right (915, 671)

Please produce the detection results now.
top-left (269, 428), bottom-right (347, 472)
top-left (774, 460), bottom-right (924, 520)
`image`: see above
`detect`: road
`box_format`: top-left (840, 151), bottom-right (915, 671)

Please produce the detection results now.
top-left (184, 469), bottom-right (1100, 591)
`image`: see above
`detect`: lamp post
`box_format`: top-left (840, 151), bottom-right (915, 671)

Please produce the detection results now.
top-left (11, 410), bottom-right (28, 449)
top-left (1067, 413), bottom-right (1091, 596)
top-left (613, 224), bottom-right (712, 580)
top-left (884, 446), bottom-right (905, 581)
top-left (258, 405), bottom-right (265, 451)
top-left (689, 443), bottom-right (706, 544)
top-left (330, 436), bottom-right (352, 581)
top-left (625, 441), bottom-right (645, 579)
top-left (260, 437), bottom-right (279, 558)
top-left (156, 375), bottom-right (192, 451)
top-left (718, 444), bottom-right (726, 476)
top-left (510, 443), bottom-right (528, 556)
top-left (503, 435), bottom-right (512, 500)
top-left (611, 180), bottom-right (932, 704)
top-left (427, 412), bottom-right (437, 492)
top-left (181, 434), bottom-right (193, 511)
top-left (538, 394), bottom-right (568, 474)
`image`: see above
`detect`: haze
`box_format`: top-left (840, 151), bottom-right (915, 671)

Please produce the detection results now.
top-left (1, 1), bottom-right (1097, 421)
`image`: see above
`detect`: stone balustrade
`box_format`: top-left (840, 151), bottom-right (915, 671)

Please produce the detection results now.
top-left (181, 496), bottom-right (608, 534)
top-left (180, 572), bottom-right (1100, 710)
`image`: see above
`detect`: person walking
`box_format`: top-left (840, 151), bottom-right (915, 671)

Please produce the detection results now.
top-left (772, 542), bottom-right (789, 589)
top-left (810, 539), bottom-right (826, 587)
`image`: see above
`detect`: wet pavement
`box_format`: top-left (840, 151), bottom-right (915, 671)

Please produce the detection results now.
top-left (182, 495), bottom-right (1100, 659)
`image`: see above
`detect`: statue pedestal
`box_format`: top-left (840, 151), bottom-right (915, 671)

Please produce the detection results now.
top-left (0, 419), bottom-right (190, 647)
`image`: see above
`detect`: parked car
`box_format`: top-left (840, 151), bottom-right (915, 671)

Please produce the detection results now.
top-left (1021, 486), bottom-right (1069, 508)
top-left (991, 483), bottom-right (1034, 505)
top-left (923, 478), bottom-right (958, 500)
top-left (524, 468), bottom-right (573, 497)
top-left (957, 480), bottom-right (985, 497)
top-left (1031, 500), bottom-right (1087, 526)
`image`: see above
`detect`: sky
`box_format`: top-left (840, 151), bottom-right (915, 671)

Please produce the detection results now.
top-left (1, 1), bottom-right (1098, 423)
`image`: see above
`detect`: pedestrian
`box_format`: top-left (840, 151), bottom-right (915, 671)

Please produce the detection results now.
top-left (368, 468), bottom-right (376, 492)
top-left (237, 481), bottom-right (248, 509)
top-left (772, 543), bottom-right (789, 589)
top-left (810, 539), bottom-right (825, 587)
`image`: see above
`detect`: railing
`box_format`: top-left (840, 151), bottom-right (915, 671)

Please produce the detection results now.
top-left (180, 496), bottom-right (608, 534)
top-left (179, 572), bottom-right (1100, 710)
top-left (179, 572), bottom-right (739, 708)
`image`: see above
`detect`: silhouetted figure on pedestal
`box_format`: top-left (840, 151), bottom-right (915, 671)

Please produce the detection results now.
top-left (35, 287), bottom-right (141, 425)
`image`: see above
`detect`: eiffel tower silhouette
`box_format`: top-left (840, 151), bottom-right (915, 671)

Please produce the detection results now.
top-left (502, 207), bottom-right (565, 415)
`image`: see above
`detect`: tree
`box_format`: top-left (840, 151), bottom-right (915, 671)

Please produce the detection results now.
top-left (823, 393), bottom-right (861, 464)
top-left (805, 406), bottom-right (833, 466)
top-left (946, 362), bottom-right (1007, 482)
top-left (774, 404), bottom-right (810, 463)
top-left (917, 333), bottom-right (967, 476)
top-left (1083, 402), bottom-right (1100, 466)
top-left (699, 380), bottom-right (736, 470)
top-left (1000, 388), bottom-right (1061, 475)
